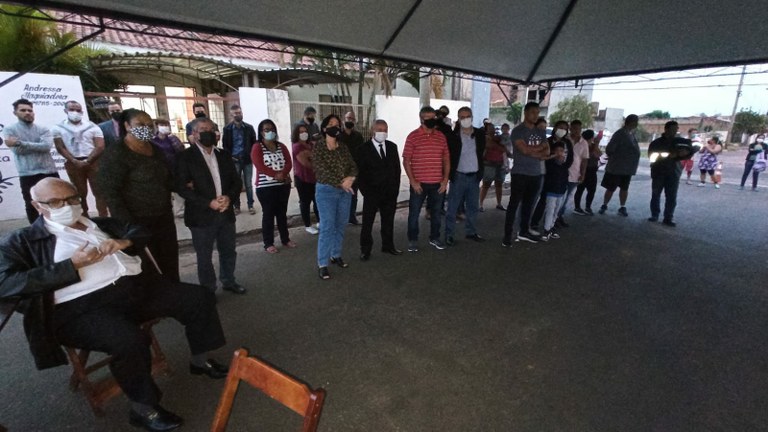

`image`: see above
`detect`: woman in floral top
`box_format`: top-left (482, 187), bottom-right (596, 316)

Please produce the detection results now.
top-left (697, 136), bottom-right (722, 188)
top-left (313, 114), bottom-right (357, 280)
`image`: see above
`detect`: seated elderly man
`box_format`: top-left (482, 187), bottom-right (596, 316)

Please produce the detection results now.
top-left (0, 178), bottom-right (228, 432)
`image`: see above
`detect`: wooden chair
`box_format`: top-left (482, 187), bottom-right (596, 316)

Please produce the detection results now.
top-left (211, 348), bottom-right (326, 432)
top-left (64, 318), bottom-right (170, 416)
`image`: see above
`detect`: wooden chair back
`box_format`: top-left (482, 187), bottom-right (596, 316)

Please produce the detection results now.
top-left (211, 348), bottom-right (326, 432)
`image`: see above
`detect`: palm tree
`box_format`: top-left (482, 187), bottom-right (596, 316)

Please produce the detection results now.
top-left (0, 4), bottom-right (122, 92)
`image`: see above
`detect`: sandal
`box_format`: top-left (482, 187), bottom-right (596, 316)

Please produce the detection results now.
top-left (265, 245), bottom-right (278, 254)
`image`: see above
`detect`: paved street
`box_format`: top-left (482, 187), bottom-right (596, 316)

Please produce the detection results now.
top-left (1, 148), bottom-right (767, 431)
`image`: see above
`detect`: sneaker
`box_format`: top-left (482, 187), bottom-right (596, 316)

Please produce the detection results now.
top-left (714, 184), bottom-right (720, 189)
top-left (496, 204), bottom-right (506, 211)
top-left (555, 217), bottom-right (569, 228)
top-left (598, 204), bottom-right (607, 215)
top-left (697, 183), bottom-right (705, 187)
top-left (540, 230), bottom-right (551, 242)
top-left (573, 208), bottom-right (587, 216)
top-left (584, 208), bottom-right (594, 216)
top-left (429, 239), bottom-right (446, 250)
top-left (465, 234), bottom-right (485, 242)
top-left (618, 207), bottom-right (628, 217)
top-left (479, 206), bottom-right (485, 212)
top-left (549, 231), bottom-right (560, 239)
top-left (249, 207), bottom-right (256, 215)
top-left (516, 232), bottom-right (541, 243)
top-left (305, 226), bottom-right (319, 235)
top-left (501, 240), bottom-right (513, 248)
top-left (407, 242), bottom-right (419, 253)
top-left (662, 219), bottom-right (676, 227)
top-left (647, 216), bottom-right (658, 222)
top-left (528, 228), bottom-right (540, 236)
top-left (445, 236), bottom-right (456, 246)
top-left (686, 180), bottom-right (692, 185)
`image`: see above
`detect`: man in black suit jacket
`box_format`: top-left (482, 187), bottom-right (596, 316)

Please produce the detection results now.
top-left (175, 118), bottom-right (246, 294)
top-left (221, 104), bottom-right (258, 214)
top-left (354, 119), bottom-right (403, 261)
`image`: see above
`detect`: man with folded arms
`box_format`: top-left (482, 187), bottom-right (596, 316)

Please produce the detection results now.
top-left (0, 178), bottom-right (229, 432)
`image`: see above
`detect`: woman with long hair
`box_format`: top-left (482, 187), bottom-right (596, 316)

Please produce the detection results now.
top-left (313, 114), bottom-right (357, 280)
top-left (292, 123), bottom-right (320, 235)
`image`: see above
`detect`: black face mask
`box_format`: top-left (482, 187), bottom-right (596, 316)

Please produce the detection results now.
top-left (423, 118), bottom-right (438, 129)
top-left (199, 131), bottom-right (217, 147)
top-left (110, 112), bottom-right (121, 121)
top-left (325, 126), bottom-right (340, 138)
top-left (344, 121), bottom-right (355, 129)
top-left (233, 115), bottom-right (243, 123)
top-left (195, 112), bottom-right (207, 118)
top-left (306, 116), bottom-right (315, 124)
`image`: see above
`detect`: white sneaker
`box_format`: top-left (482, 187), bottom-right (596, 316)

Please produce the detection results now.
top-left (697, 183), bottom-right (705, 187)
top-left (305, 226), bottom-right (319, 235)
top-left (529, 228), bottom-right (540, 236)
top-left (714, 184), bottom-right (720, 189)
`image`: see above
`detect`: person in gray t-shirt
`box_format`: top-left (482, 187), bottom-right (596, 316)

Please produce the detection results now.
top-left (503, 102), bottom-right (550, 244)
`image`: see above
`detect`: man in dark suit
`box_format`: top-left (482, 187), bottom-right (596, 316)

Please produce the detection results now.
top-left (354, 119), bottom-right (403, 261)
top-left (175, 118), bottom-right (245, 294)
top-left (221, 104), bottom-right (258, 215)
top-left (97, 101), bottom-right (122, 148)
top-left (0, 177), bottom-right (227, 432)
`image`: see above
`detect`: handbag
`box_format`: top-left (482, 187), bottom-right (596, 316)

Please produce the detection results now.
top-left (753, 151), bottom-right (767, 173)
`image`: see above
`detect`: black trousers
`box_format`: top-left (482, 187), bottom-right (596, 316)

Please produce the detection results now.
top-left (503, 174), bottom-right (541, 241)
top-left (256, 184), bottom-right (291, 247)
top-left (135, 212), bottom-right (179, 282)
top-left (574, 167), bottom-right (598, 210)
top-left (53, 273), bottom-right (225, 405)
top-left (349, 182), bottom-right (359, 222)
top-left (360, 192), bottom-right (397, 254)
top-left (20, 173), bottom-right (60, 224)
top-left (294, 176), bottom-right (319, 227)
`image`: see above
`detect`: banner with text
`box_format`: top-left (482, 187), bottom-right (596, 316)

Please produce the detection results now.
top-left (0, 72), bottom-right (88, 221)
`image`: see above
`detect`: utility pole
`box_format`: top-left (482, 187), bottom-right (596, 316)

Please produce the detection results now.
top-left (726, 65), bottom-right (747, 148)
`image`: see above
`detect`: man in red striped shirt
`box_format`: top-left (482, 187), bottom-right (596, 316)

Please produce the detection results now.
top-left (403, 106), bottom-right (451, 252)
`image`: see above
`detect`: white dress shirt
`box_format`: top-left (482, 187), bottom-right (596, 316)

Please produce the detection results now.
top-left (46, 217), bottom-right (142, 304)
top-left (373, 139), bottom-right (386, 158)
top-left (196, 143), bottom-right (222, 196)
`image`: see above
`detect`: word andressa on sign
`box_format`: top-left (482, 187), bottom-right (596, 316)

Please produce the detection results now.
top-left (23, 84), bottom-right (63, 92)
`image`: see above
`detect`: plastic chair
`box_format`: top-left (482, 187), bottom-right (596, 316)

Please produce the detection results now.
top-left (211, 348), bottom-right (326, 432)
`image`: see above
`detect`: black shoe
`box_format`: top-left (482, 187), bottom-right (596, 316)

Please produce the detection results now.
top-left (360, 252), bottom-right (370, 261)
top-left (465, 234), bottom-right (485, 242)
top-left (647, 216), bottom-right (658, 222)
top-left (584, 208), bottom-right (594, 216)
top-left (445, 236), bottom-right (456, 246)
top-left (555, 217), bottom-right (569, 228)
top-left (618, 207), bottom-right (629, 217)
top-left (662, 219), bottom-right (676, 227)
top-left (381, 247), bottom-right (403, 255)
top-left (348, 218), bottom-right (360, 225)
top-left (330, 257), bottom-right (349, 268)
top-left (319, 267), bottom-right (330, 280)
top-left (222, 284), bottom-right (246, 294)
top-left (190, 359), bottom-right (229, 379)
top-left (129, 406), bottom-right (183, 431)
top-left (598, 204), bottom-right (607, 215)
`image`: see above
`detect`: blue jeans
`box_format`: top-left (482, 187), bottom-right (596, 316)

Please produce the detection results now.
top-left (407, 183), bottom-right (444, 242)
top-left (445, 172), bottom-right (480, 238)
top-left (189, 212), bottom-right (237, 290)
top-left (315, 183), bottom-right (351, 267)
top-left (558, 181), bottom-right (579, 217)
top-left (650, 174), bottom-right (680, 221)
top-left (233, 160), bottom-right (254, 209)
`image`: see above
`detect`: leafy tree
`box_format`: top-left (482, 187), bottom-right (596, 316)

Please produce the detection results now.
top-left (643, 110), bottom-right (671, 119)
top-left (0, 5), bottom-right (121, 92)
top-left (549, 95), bottom-right (596, 127)
top-left (505, 102), bottom-right (522, 124)
top-left (731, 108), bottom-right (766, 142)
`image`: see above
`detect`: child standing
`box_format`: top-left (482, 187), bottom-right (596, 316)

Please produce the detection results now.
top-left (542, 141), bottom-right (569, 240)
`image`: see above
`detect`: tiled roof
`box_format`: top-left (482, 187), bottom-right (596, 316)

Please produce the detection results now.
top-left (56, 14), bottom-right (297, 65)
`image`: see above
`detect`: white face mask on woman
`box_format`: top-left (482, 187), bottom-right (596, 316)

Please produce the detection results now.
top-left (299, 132), bottom-right (309, 142)
top-left (555, 128), bottom-right (567, 138)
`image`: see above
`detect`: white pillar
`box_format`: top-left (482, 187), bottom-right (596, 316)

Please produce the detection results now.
top-left (419, 67), bottom-right (431, 108)
top-left (471, 76), bottom-right (491, 128)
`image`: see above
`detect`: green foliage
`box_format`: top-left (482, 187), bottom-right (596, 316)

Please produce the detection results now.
top-left (732, 108), bottom-right (766, 142)
top-left (505, 102), bottom-right (522, 124)
top-left (643, 110), bottom-right (671, 119)
top-left (635, 125), bottom-right (653, 142)
top-left (548, 95), bottom-right (595, 127)
top-left (0, 5), bottom-right (122, 92)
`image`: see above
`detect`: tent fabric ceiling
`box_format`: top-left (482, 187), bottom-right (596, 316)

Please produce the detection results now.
top-left (18, 0), bottom-right (768, 83)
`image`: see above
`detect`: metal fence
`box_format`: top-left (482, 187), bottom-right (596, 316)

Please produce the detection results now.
top-left (289, 101), bottom-right (376, 142)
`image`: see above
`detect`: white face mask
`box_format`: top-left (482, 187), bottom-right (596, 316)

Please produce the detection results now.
top-left (299, 132), bottom-right (309, 142)
top-left (67, 111), bottom-right (83, 123)
top-left (460, 118), bottom-right (473, 129)
top-left (555, 128), bottom-right (567, 138)
top-left (757, 138), bottom-right (765, 143)
top-left (374, 132), bottom-right (388, 142)
top-left (47, 204), bottom-right (82, 226)
top-left (157, 126), bottom-right (171, 135)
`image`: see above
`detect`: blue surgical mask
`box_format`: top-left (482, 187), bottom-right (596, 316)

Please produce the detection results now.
top-left (264, 131), bottom-right (276, 141)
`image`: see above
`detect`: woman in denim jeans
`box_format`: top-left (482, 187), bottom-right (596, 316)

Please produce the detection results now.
top-left (313, 114), bottom-right (358, 280)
